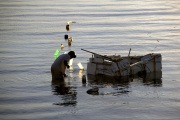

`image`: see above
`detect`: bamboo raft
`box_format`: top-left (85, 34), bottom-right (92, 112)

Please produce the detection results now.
top-left (81, 49), bottom-right (162, 77)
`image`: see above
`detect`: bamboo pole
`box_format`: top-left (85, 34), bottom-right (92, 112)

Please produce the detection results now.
top-left (81, 48), bottom-right (115, 62)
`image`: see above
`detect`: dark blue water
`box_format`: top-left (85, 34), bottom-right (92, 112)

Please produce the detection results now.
top-left (0, 0), bottom-right (180, 120)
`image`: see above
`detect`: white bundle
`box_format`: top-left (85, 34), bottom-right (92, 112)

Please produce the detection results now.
top-left (69, 59), bottom-right (73, 70)
top-left (77, 62), bottom-right (84, 70)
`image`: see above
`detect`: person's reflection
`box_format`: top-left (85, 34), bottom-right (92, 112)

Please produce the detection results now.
top-left (51, 79), bottom-right (77, 106)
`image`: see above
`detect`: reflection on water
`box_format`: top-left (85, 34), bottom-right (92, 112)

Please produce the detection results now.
top-left (51, 71), bottom-right (162, 105)
top-left (87, 71), bottom-right (162, 96)
top-left (51, 80), bottom-right (77, 106)
top-left (141, 71), bottom-right (162, 86)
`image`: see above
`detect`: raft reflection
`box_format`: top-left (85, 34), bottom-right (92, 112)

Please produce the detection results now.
top-left (51, 80), bottom-right (77, 106)
top-left (87, 71), bottom-right (162, 95)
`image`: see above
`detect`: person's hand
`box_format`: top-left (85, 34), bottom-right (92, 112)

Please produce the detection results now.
top-left (64, 74), bottom-right (67, 77)
top-left (66, 65), bottom-right (70, 69)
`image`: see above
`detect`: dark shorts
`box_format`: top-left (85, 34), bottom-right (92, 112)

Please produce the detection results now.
top-left (51, 68), bottom-right (64, 81)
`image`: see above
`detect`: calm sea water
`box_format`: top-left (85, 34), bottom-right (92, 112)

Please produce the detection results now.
top-left (0, 0), bottom-right (180, 120)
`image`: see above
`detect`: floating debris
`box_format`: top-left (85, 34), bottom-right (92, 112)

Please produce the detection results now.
top-left (64, 34), bottom-right (68, 39)
top-left (54, 49), bottom-right (60, 59)
top-left (66, 21), bottom-right (76, 31)
top-left (68, 37), bottom-right (73, 46)
top-left (87, 87), bottom-right (99, 95)
top-left (60, 44), bottom-right (64, 50)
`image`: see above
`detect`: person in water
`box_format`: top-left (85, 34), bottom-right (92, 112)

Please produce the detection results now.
top-left (51, 51), bottom-right (76, 80)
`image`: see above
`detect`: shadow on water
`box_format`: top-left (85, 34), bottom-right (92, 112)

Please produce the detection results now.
top-left (86, 71), bottom-right (162, 96)
top-left (51, 79), bottom-right (77, 107)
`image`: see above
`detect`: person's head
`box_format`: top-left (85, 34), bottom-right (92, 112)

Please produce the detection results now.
top-left (68, 51), bottom-right (76, 58)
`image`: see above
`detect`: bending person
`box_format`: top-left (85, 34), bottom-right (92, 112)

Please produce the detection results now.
top-left (51, 51), bottom-right (76, 80)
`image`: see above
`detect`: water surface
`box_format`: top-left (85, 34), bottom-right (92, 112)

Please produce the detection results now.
top-left (0, 0), bottom-right (180, 120)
